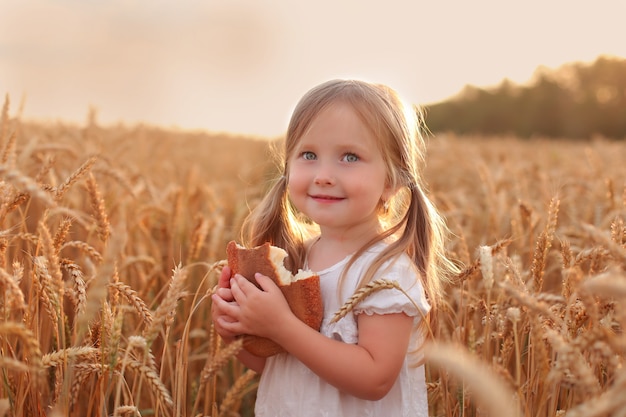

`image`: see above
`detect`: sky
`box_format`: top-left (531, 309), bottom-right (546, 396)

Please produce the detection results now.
top-left (2, 0), bottom-right (625, 138)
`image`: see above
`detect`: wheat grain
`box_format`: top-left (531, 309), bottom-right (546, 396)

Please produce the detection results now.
top-left (187, 215), bottom-right (209, 264)
top-left (33, 255), bottom-right (60, 327)
top-left (610, 216), bottom-right (625, 245)
top-left (53, 217), bottom-right (73, 251)
top-left (1, 129), bottom-right (16, 167)
top-left (531, 197), bottom-right (560, 292)
top-left (60, 258), bottom-right (87, 316)
top-left (86, 172), bottom-right (110, 244)
top-left (38, 220), bottom-right (64, 298)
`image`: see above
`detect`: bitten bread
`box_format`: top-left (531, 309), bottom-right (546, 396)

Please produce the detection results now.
top-left (226, 240), bottom-right (323, 357)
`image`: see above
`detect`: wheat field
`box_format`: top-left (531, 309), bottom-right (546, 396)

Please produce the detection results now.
top-left (0, 97), bottom-right (624, 417)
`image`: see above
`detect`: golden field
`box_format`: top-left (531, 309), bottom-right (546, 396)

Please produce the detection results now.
top-left (0, 99), bottom-right (625, 417)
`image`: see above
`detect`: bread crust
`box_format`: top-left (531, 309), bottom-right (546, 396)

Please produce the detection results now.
top-left (225, 241), bottom-right (324, 357)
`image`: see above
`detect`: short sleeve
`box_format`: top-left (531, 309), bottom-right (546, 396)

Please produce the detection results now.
top-left (352, 255), bottom-right (431, 318)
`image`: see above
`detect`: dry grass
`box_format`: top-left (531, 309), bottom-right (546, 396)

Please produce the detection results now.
top-left (0, 97), bottom-right (624, 416)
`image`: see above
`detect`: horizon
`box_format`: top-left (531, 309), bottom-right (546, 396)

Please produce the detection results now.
top-left (2, 1), bottom-right (625, 138)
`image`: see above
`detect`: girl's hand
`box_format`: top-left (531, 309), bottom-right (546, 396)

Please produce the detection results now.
top-left (219, 273), bottom-right (293, 340)
top-left (210, 265), bottom-right (240, 343)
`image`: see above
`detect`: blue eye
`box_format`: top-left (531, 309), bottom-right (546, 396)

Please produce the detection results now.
top-left (343, 153), bottom-right (359, 162)
top-left (302, 151), bottom-right (316, 160)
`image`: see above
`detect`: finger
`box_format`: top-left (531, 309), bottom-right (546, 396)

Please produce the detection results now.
top-left (217, 315), bottom-right (244, 334)
top-left (211, 293), bottom-right (240, 318)
top-left (215, 287), bottom-right (234, 302)
top-left (230, 274), bottom-right (253, 300)
top-left (254, 273), bottom-right (278, 292)
top-left (218, 265), bottom-right (232, 289)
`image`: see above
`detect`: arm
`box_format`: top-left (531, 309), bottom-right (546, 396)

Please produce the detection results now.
top-left (210, 266), bottom-right (267, 373)
top-left (221, 273), bottom-right (413, 400)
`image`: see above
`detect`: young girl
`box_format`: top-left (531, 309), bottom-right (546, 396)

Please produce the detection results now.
top-left (211, 79), bottom-right (456, 416)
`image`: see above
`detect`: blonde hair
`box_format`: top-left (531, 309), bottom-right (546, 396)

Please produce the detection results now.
top-left (241, 79), bottom-right (457, 315)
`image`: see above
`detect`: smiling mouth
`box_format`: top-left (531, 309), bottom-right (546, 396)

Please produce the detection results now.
top-left (310, 194), bottom-right (344, 202)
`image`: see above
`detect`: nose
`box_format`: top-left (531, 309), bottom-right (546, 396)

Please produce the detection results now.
top-left (314, 164), bottom-right (335, 186)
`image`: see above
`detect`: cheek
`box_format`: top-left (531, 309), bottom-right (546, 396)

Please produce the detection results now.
top-left (287, 169), bottom-right (307, 195)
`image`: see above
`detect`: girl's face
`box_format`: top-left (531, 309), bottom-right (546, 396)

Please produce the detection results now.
top-left (287, 102), bottom-right (392, 237)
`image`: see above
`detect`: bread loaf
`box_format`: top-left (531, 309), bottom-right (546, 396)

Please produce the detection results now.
top-left (226, 241), bottom-right (323, 357)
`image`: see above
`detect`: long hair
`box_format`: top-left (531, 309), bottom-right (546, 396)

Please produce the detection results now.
top-left (242, 79), bottom-right (457, 316)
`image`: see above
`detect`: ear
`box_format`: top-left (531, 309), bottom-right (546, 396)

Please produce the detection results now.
top-left (381, 182), bottom-right (399, 203)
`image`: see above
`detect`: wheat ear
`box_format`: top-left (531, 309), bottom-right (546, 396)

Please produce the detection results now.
top-left (218, 368), bottom-right (257, 417)
top-left (143, 263), bottom-right (188, 344)
top-left (42, 346), bottom-right (98, 368)
top-left (126, 359), bottom-right (174, 409)
top-left (200, 338), bottom-right (244, 384)
top-left (86, 172), bottom-right (110, 243)
top-left (54, 156), bottom-right (97, 201)
top-left (0, 266), bottom-right (25, 311)
top-left (531, 197), bottom-right (560, 291)
top-left (425, 341), bottom-right (522, 417)
top-left (0, 165), bottom-right (56, 207)
top-left (109, 281), bottom-right (154, 327)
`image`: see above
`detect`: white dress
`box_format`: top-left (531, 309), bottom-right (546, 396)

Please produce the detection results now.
top-left (254, 242), bottom-right (431, 417)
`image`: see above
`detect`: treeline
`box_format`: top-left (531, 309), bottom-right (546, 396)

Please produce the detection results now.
top-left (424, 55), bottom-right (626, 139)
